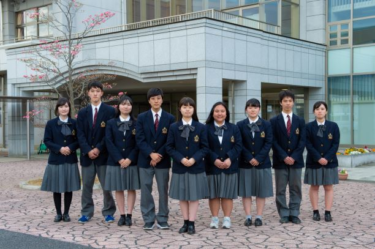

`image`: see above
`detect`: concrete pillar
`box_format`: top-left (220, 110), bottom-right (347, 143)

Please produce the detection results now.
top-left (308, 87), bottom-right (325, 122)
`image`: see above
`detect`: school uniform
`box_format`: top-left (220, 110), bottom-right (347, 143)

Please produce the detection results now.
top-left (135, 109), bottom-right (175, 224)
top-left (166, 120), bottom-right (210, 201)
top-left (270, 113), bottom-right (306, 218)
top-left (41, 117), bottom-right (80, 193)
top-left (76, 102), bottom-right (116, 218)
top-left (104, 116), bottom-right (140, 191)
top-left (205, 122), bottom-right (242, 199)
top-left (237, 117), bottom-right (273, 198)
top-left (304, 120), bottom-right (340, 186)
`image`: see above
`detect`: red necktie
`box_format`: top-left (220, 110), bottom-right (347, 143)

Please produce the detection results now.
top-left (93, 107), bottom-right (98, 128)
top-left (154, 113), bottom-right (159, 131)
top-left (286, 115), bottom-right (291, 136)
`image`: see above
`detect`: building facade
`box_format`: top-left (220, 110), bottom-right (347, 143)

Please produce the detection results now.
top-left (1, 0), bottom-right (359, 156)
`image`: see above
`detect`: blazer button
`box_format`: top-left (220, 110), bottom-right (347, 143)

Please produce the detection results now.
top-left (185, 156), bottom-right (189, 159)
top-left (288, 149), bottom-right (291, 152)
top-left (64, 140), bottom-right (66, 143)
top-left (186, 147), bottom-right (189, 150)
top-left (123, 149), bottom-right (125, 151)
top-left (321, 153), bottom-right (324, 155)
top-left (252, 142), bottom-right (254, 145)
top-left (220, 148), bottom-right (223, 150)
top-left (91, 145), bottom-right (94, 148)
top-left (154, 141), bottom-right (157, 144)
top-left (252, 152), bottom-right (254, 154)
top-left (288, 141), bottom-right (291, 144)
top-left (221, 158), bottom-right (224, 160)
top-left (321, 144), bottom-right (324, 147)
top-left (123, 139), bottom-right (125, 142)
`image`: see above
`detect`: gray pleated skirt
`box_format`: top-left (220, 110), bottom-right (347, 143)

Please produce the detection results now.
top-left (104, 165), bottom-right (140, 191)
top-left (169, 172), bottom-right (209, 201)
top-left (238, 167), bottom-right (273, 198)
top-left (41, 163), bottom-right (81, 193)
top-left (207, 173), bottom-right (238, 199)
top-left (304, 167), bottom-right (339, 186)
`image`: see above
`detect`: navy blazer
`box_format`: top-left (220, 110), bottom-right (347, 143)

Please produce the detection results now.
top-left (136, 109), bottom-right (175, 169)
top-left (306, 120), bottom-right (340, 169)
top-left (77, 103), bottom-right (115, 167)
top-left (44, 117), bottom-right (79, 165)
top-left (237, 117), bottom-right (273, 169)
top-left (270, 113), bottom-right (306, 169)
top-left (205, 122), bottom-right (242, 175)
top-left (166, 120), bottom-right (209, 174)
top-left (105, 117), bottom-right (138, 167)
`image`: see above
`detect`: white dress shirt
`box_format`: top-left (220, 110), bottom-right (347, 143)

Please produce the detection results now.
top-left (281, 111), bottom-right (293, 127)
top-left (248, 116), bottom-right (259, 138)
top-left (214, 121), bottom-right (225, 144)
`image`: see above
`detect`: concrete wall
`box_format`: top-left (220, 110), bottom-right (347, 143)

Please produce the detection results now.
top-left (300, 0), bottom-right (326, 44)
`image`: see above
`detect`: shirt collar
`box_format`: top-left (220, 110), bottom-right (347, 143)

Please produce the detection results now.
top-left (151, 109), bottom-right (162, 117)
top-left (282, 112), bottom-right (293, 120)
top-left (248, 116), bottom-right (259, 124)
top-left (59, 116), bottom-right (68, 123)
top-left (214, 121), bottom-right (225, 127)
top-left (317, 120), bottom-right (325, 126)
top-left (182, 119), bottom-right (192, 126)
top-left (119, 116), bottom-right (130, 122)
top-left (92, 102), bottom-right (102, 111)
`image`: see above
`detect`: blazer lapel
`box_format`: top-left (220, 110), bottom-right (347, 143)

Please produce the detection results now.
top-left (211, 123), bottom-right (223, 145)
top-left (155, 111), bottom-right (167, 139)
top-left (243, 118), bottom-right (255, 141)
top-left (87, 105), bottom-right (93, 129)
top-left (277, 114), bottom-right (288, 137)
top-left (290, 114), bottom-right (299, 138)
top-left (147, 110), bottom-right (156, 137)
top-left (94, 104), bottom-right (105, 131)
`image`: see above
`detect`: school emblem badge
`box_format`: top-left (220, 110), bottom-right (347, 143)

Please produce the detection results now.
top-left (296, 128), bottom-right (300, 135)
top-left (72, 130), bottom-right (76, 136)
top-left (101, 121), bottom-right (106, 128)
top-left (260, 131), bottom-right (265, 138)
top-left (328, 133), bottom-right (333, 140)
top-left (194, 135), bottom-right (199, 142)
top-left (231, 136), bottom-right (235, 143)
top-left (162, 127), bottom-right (168, 134)
top-left (132, 129), bottom-right (136, 135)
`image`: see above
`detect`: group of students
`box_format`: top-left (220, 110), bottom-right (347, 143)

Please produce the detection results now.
top-left (41, 82), bottom-right (340, 235)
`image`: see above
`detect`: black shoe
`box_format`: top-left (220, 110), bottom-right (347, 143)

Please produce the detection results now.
top-left (118, 216), bottom-right (126, 226)
top-left (125, 216), bottom-right (132, 227)
top-left (325, 213), bottom-right (332, 222)
top-left (157, 222), bottom-right (170, 230)
top-left (62, 214), bottom-right (71, 222)
top-left (289, 216), bottom-right (301, 224)
top-left (313, 212), bottom-right (321, 221)
top-left (244, 218), bottom-right (252, 226)
top-left (143, 222), bottom-right (155, 230)
top-left (178, 224), bottom-right (188, 234)
top-left (54, 215), bottom-right (62, 222)
top-left (187, 225), bottom-right (195, 235)
top-left (254, 218), bottom-right (263, 227)
top-left (279, 216), bottom-right (289, 224)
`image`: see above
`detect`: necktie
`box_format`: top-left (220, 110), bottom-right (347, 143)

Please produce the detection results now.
top-left (317, 124), bottom-right (326, 137)
top-left (286, 115), bottom-right (291, 136)
top-left (154, 113), bottom-right (159, 132)
top-left (57, 120), bottom-right (72, 136)
top-left (117, 120), bottom-right (132, 133)
top-left (214, 125), bottom-right (227, 137)
top-left (179, 124), bottom-right (195, 141)
top-left (93, 107), bottom-right (98, 128)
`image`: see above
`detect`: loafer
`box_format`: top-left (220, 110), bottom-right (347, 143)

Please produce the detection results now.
top-left (105, 215), bottom-right (115, 223)
top-left (279, 216), bottom-right (289, 224)
top-left (78, 215), bottom-right (91, 223)
top-left (187, 225), bottom-right (195, 235)
top-left (254, 218), bottom-right (263, 227)
top-left (143, 222), bottom-right (155, 230)
top-left (289, 216), bottom-right (301, 224)
top-left (178, 224), bottom-right (188, 233)
top-left (313, 212), bottom-right (321, 221)
top-left (125, 216), bottom-right (132, 227)
top-left (62, 214), bottom-right (71, 222)
top-left (325, 213), bottom-right (332, 222)
top-left (118, 216), bottom-right (126, 226)
top-left (157, 222), bottom-right (170, 230)
top-left (244, 218), bottom-right (252, 226)
top-left (54, 214), bottom-right (62, 222)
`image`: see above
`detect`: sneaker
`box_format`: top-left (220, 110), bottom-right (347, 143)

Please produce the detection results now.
top-left (105, 215), bottom-right (115, 223)
top-left (78, 215), bottom-right (91, 223)
top-left (222, 217), bottom-right (231, 229)
top-left (157, 222), bottom-right (170, 229)
top-left (210, 217), bottom-right (219, 229)
top-left (143, 222), bottom-right (155, 230)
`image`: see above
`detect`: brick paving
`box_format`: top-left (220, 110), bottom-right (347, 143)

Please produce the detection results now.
top-left (0, 160), bottom-right (374, 249)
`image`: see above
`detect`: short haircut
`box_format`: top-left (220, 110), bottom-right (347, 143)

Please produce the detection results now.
top-left (147, 88), bottom-right (163, 100)
top-left (87, 81), bottom-right (103, 91)
top-left (245, 98), bottom-right (261, 110)
top-left (313, 101), bottom-right (328, 113)
top-left (206, 102), bottom-right (230, 124)
top-left (54, 97), bottom-right (71, 118)
top-left (279, 90), bottom-right (295, 103)
top-left (178, 97), bottom-right (199, 122)
top-left (115, 95), bottom-right (135, 120)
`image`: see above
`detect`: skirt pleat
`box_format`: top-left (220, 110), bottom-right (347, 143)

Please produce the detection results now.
top-left (104, 165), bottom-right (140, 191)
top-left (169, 172), bottom-right (209, 201)
top-left (41, 163), bottom-right (81, 193)
top-left (238, 167), bottom-right (273, 198)
top-left (207, 173), bottom-right (238, 199)
top-left (304, 167), bottom-right (339, 185)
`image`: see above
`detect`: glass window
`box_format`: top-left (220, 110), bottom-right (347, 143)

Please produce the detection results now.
top-left (146, 0), bottom-right (155, 20)
top-left (191, 0), bottom-right (204, 12)
top-left (243, 7), bottom-right (259, 20)
top-left (330, 40), bottom-right (338, 46)
top-left (328, 49), bottom-right (351, 75)
top-left (161, 0), bottom-right (170, 17)
top-left (133, 0), bottom-right (141, 22)
top-left (281, 1), bottom-right (300, 38)
top-left (328, 76), bottom-right (351, 144)
top-left (260, 1), bottom-right (279, 26)
top-left (226, 9), bottom-right (240, 15)
top-left (208, 0), bottom-right (221, 10)
top-left (243, 0), bottom-right (259, 4)
top-left (353, 74), bottom-right (375, 144)
top-left (354, 46), bottom-right (375, 73)
top-left (353, 18), bottom-right (375, 45)
top-left (224, 0), bottom-right (240, 9)
top-left (16, 5), bottom-right (52, 39)
top-left (330, 33), bottom-right (338, 39)
top-left (330, 25), bottom-right (338, 32)
top-left (354, 0), bottom-right (375, 19)
top-left (175, 0), bottom-right (186, 14)
top-left (328, 0), bottom-right (351, 22)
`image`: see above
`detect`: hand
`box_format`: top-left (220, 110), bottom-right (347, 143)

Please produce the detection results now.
top-left (88, 149), bottom-right (98, 159)
top-left (150, 160), bottom-right (157, 167)
top-left (214, 159), bottom-right (224, 169)
top-left (284, 157), bottom-right (295, 165)
top-left (120, 158), bottom-right (131, 168)
top-left (181, 158), bottom-right (190, 167)
top-left (223, 158), bottom-right (231, 169)
top-left (188, 158), bottom-right (196, 166)
top-left (318, 158), bottom-right (328, 166)
top-left (150, 153), bottom-right (162, 163)
top-left (60, 147), bottom-right (70, 156)
top-left (250, 158), bottom-right (259, 166)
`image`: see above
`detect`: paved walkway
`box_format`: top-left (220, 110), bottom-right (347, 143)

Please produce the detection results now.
top-left (0, 159), bottom-right (374, 248)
